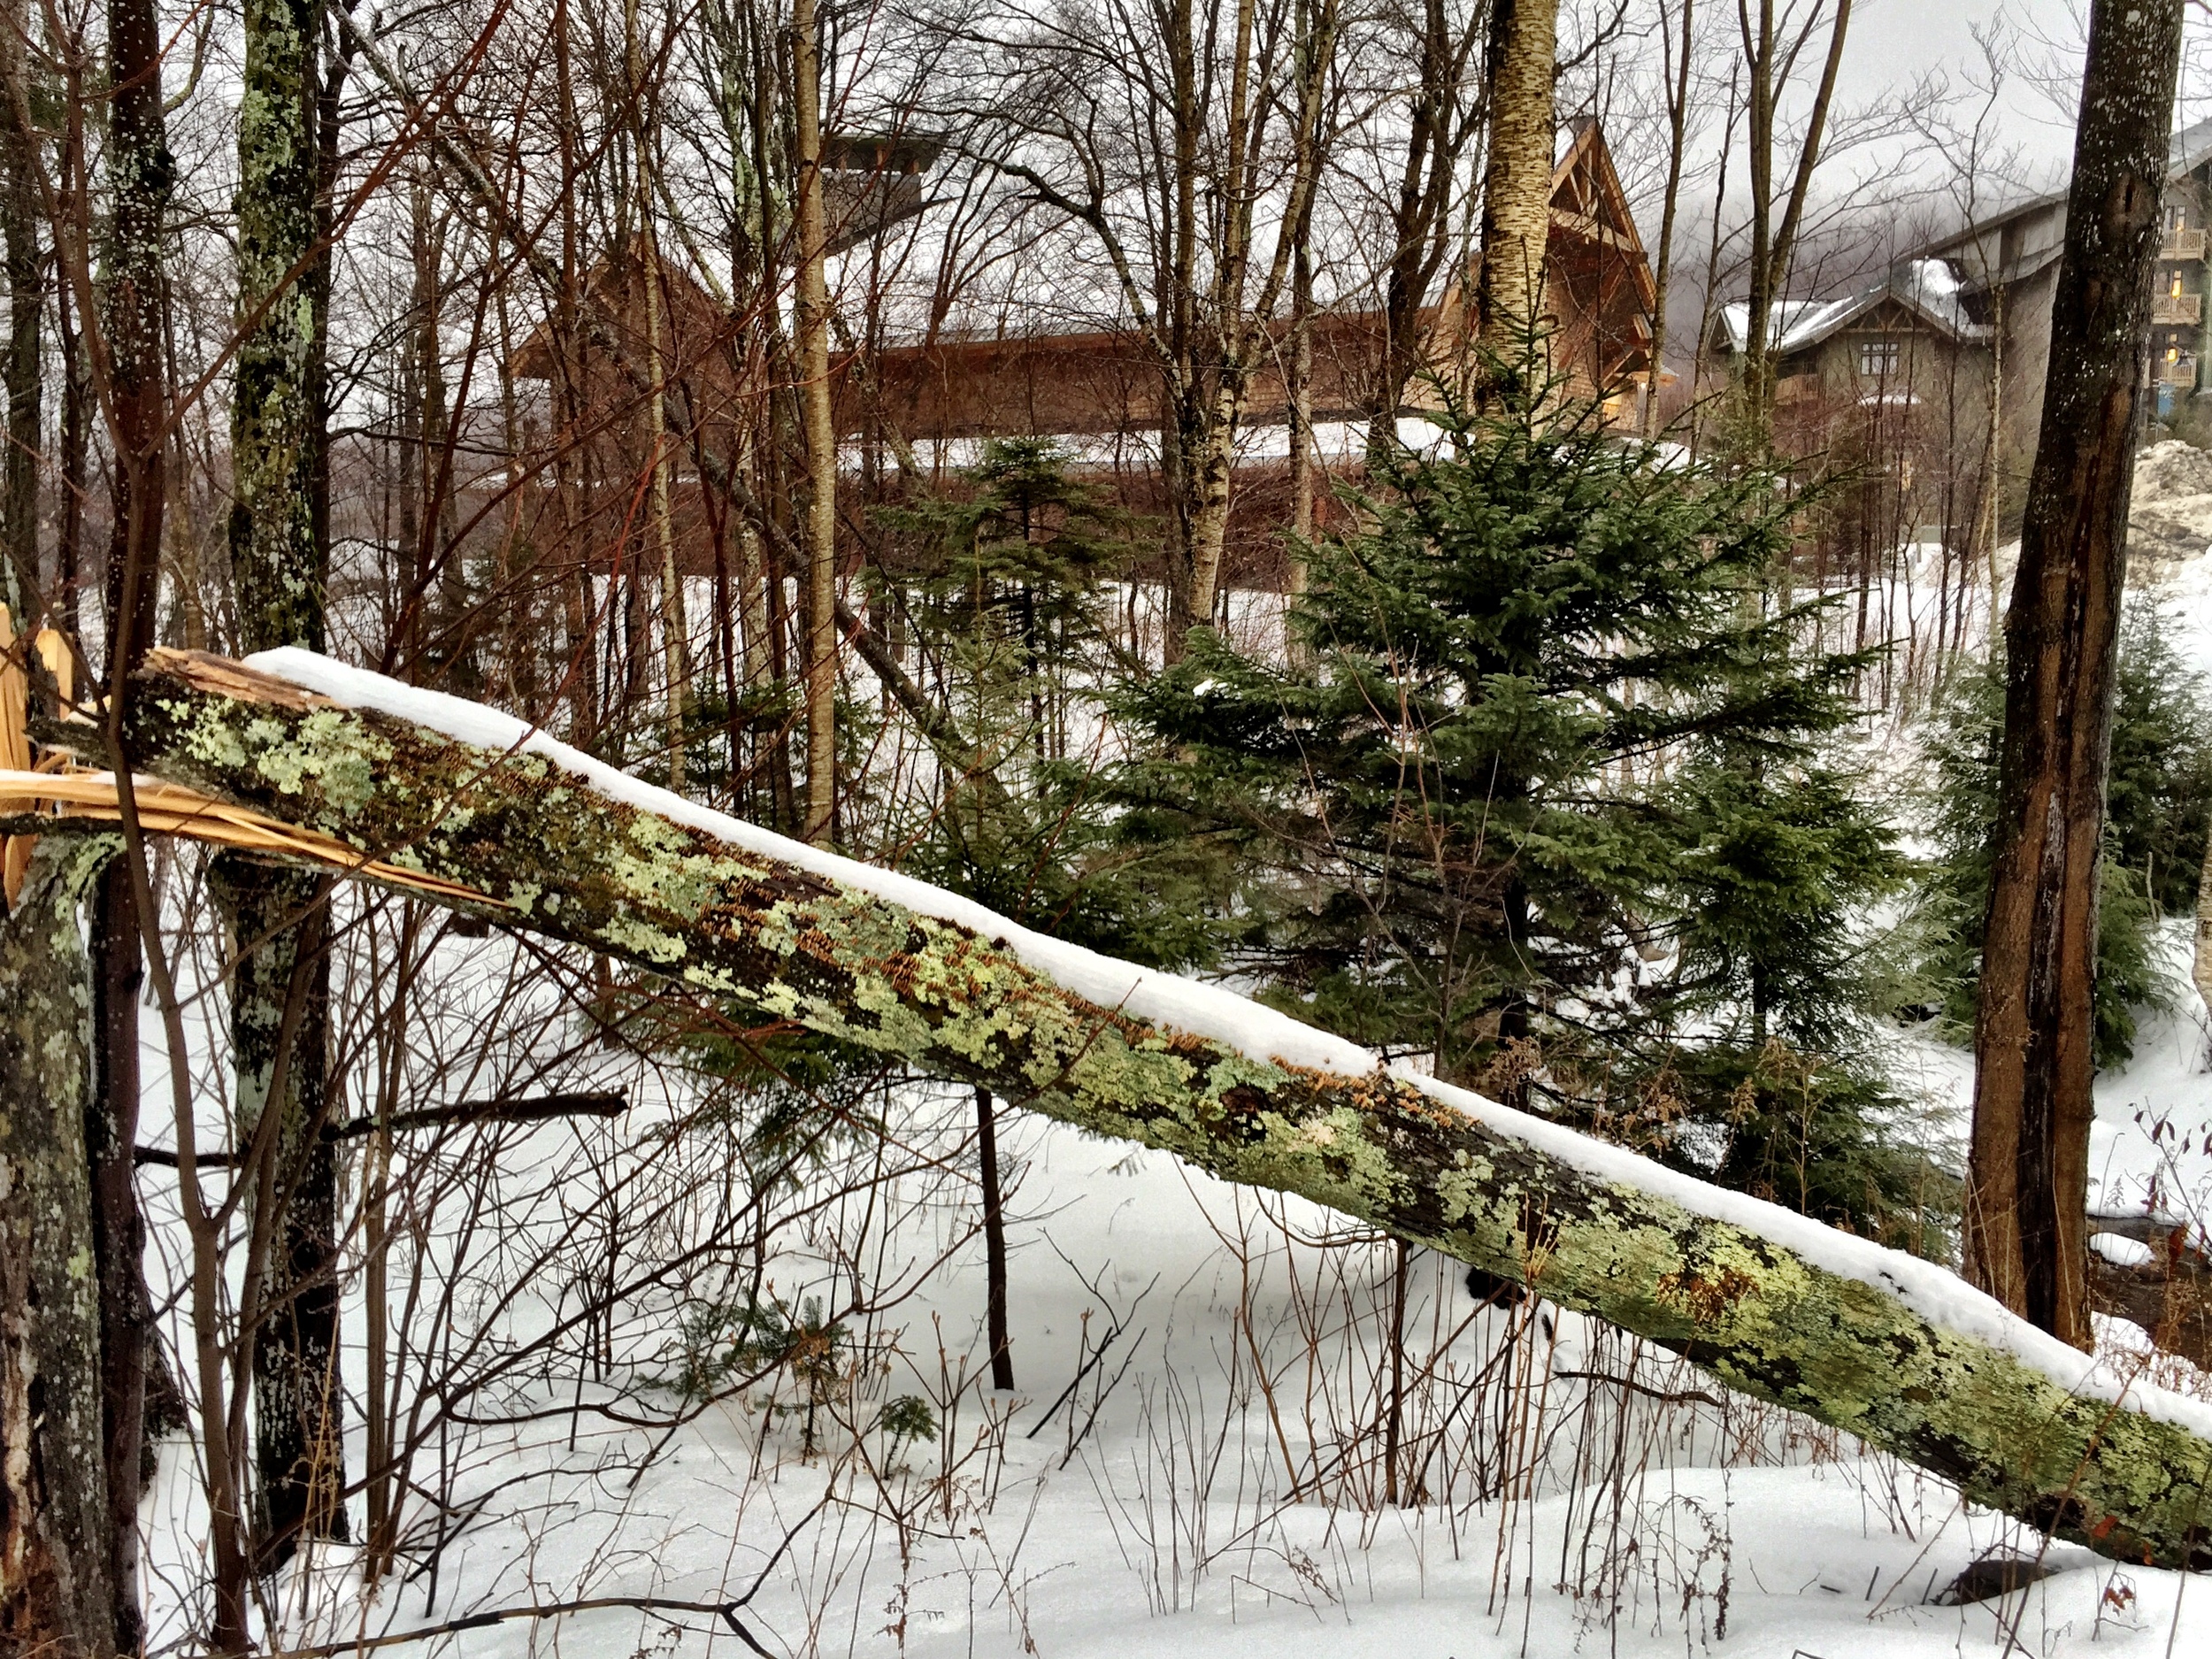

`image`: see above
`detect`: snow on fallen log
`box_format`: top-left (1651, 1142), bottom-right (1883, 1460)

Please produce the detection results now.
top-left (43, 645), bottom-right (2212, 1569)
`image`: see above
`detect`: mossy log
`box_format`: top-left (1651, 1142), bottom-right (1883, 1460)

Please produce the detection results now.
top-left (58, 649), bottom-right (2212, 1571)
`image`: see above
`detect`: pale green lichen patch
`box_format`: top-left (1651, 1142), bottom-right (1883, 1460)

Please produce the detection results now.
top-left (121, 670), bottom-right (2212, 1571)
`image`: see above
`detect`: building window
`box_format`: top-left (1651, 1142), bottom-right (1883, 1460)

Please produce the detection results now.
top-left (1859, 337), bottom-right (1899, 378)
top-left (2167, 203), bottom-right (2186, 234)
top-left (2173, 270), bottom-right (2186, 299)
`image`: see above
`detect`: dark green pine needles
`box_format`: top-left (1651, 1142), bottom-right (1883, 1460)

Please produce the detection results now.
top-left (1110, 359), bottom-right (1949, 1249)
top-left (1903, 595), bottom-right (2212, 1070)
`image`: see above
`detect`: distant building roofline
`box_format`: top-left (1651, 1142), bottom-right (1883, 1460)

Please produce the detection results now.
top-left (1916, 113), bottom-right (2212, 265)
top-left (1708, 259), bottom-right (1987, 357)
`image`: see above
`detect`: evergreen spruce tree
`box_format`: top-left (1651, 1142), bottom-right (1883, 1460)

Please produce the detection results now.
top-left (1111, 357), bottom-right (1944, 1244)
top-left (2105, 598), bottom-right (2212, 914)
top-left (1906, 595), bottom-right (2211, 1068)
top-left (877, 438), bottom-right (1219, 962)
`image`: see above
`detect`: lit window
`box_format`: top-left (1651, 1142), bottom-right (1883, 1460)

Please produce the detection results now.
top-left (2173, 271), bottom-right (2186, 298)
top-left (1859, 338), bottom-right (1899, 377)
top-left (2168, 204), bottom-right (2186, 233)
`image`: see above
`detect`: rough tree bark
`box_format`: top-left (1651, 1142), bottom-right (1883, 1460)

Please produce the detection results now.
top-left (84, 0), bottom-right (175, 1643)
top-left (22, 647), bottom-right (2210, 1571)
top-left (1969, 0), bottom-right (2182, 1348)
top-left (1, 841), bottom-right (123, 1658)
top-left (2195, 838), bottom-right (2212, 1020)
top-left (1472, 0), bottom-right (1557, 358)
top-left (0, 0), bottom-right (39, 624)
top-left (231, 0), bottom-right (345, 1564)
top-left (975, 1087), bottom-right (1015, 1391)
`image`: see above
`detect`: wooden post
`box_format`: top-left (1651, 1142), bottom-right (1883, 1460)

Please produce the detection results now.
top-left (977, 1087), bottom-right (1014, 1392)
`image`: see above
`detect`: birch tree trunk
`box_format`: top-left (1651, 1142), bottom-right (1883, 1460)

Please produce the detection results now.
top-left (1179, 390), bottom-right (1240, 638)
top-left (1642, 0), bottom-right (1694, 440)
top-left (1287, 228), bottom-right (1314, 595)
top-left (1734, 0), bottom-right (1851, 442)
top-left (1366, 0), bottom-right (1486, 449)
top-left (1969, 0), bottom-right (2181, 1348)
top-left (44, 646), bottom-right (2212, 1573)
top-left (628, 0), bottom-right (689, 794)
top-left (231, 0), bottom-right (345, 1564)
top-left (1473, 0), bottom-right (1557, 359)
top-left (1, 841), bottom-right (121, 1659)
top-left (791, 0), bottom-right (838, 844)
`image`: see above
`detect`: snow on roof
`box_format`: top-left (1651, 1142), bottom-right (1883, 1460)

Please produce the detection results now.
top-left (1714, 259), bottom-right (1986, 357)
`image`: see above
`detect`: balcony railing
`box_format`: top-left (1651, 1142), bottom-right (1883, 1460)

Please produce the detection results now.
top-left (2154, 292), bottom-right (2202, 326)
top-left (2159, 353), bottom-right (2199, 387)
top-left (2163, 227), bottom-right (2208, 261)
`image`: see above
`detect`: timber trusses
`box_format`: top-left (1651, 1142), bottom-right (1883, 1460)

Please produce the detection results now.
top-left (4, 646), bottom-right (2210, 1571)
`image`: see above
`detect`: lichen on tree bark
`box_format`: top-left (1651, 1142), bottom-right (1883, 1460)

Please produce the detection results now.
top-left (1, 838), bottom-right (123, 1657)
top-left (232, 0), bottom-right (323, 651)
top-left (229, 0), bottom-right (346, 1564)
top-left (95, 652), bottom-right (2212, 1571)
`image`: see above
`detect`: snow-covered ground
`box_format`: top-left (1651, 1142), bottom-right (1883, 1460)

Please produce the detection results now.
top-left (145, 1016), bottom-right (2212, 1659)
top-left (128, 452), bottom-right (2212, 1658)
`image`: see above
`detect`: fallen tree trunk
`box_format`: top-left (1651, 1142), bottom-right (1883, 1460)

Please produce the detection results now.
top-left (19, 646), bottom-right (2212, 1571)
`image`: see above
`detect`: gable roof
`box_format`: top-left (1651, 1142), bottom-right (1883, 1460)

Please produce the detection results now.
top-left (1917, 114), bottom-right (2212, 271)
top-left (1547, 118), bottom-right (1658, 316)
top-left (1710, 259), bottom-right (1987, 357)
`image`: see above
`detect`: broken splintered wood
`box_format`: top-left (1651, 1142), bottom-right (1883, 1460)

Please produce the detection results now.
top-left (0, 772), bottom-right (503, 909)
top-left (60, 647), bottom-right (2212, 1570)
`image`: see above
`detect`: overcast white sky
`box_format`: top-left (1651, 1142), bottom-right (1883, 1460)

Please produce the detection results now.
top-left (1593, 0), bottom-right (2212, 288)
top-left (1839, 0), bottom-right (2212, 187)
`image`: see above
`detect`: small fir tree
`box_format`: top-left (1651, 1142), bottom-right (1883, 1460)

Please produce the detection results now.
top-left (1110, 359), bottom-right (1944, 1244)
top-left (2105, 597), bottom-right (2212, 913)
top-left (1903, 595), bottom-right (2211, 1067)
top-left (877, 438), bottom-right (1223, 964)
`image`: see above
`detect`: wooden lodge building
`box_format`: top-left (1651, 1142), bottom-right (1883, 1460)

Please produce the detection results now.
top-left (505, 120), bottom-right (1661, 601)
top-left (1696, 259), bottom-right (1997, 618)
top-left (1909, 116), bottom-right (2212, 522)
top-left (860, 120), bottom-right (1658, 454)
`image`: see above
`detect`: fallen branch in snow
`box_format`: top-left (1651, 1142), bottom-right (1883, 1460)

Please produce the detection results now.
top-left (2088, 1221), bottom-right (2212, 1373)
top-left (18, 645), bottom-right (2212, 1570)
top-left (264, 1479), bottom-right (836, 1659)
top-left (129, 1093), bottom-right (631, 1166)
top-left (1549, 1370), bottom-right (1726, 1411)
top-left (268, 1592), bottom-right (777, 1659)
